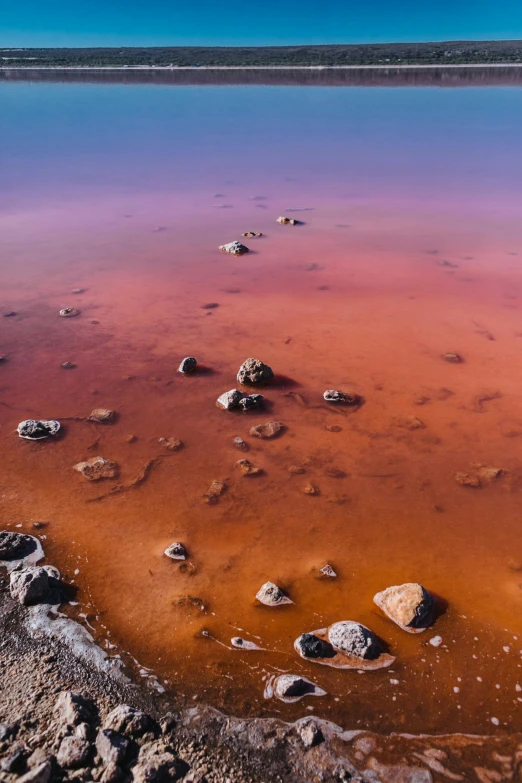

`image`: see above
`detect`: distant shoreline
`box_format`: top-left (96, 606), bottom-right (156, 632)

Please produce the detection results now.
top-left (3, 63), bottom-right (522, 70)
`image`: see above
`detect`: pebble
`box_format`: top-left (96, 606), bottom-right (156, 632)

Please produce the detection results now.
top-left (429, 636), bottom-right (443, 647)
top-left (164, 542), bottom-right (187, 560)
top-left (276, 216), bottom-right (298, 226)
top-left (249, 421), bottom-right (283, 439)
top-left (88, 408), bottom-right (116, 423)
top-left (238, 394), bottom-right (264, 411)
top-left (233, 437), bottom-right (248, 451)
top-left (178, 357), bottom-right (197, 373)
top-left (73, 456), bottom-right (118, 481)
top-left (158, 437), bottom-right (182, 451)
top-left (443, 352), bottom-right (463, 363)
top-left (59, 307), bottom-right (80, 318)
top-left (61, 361), bottom-right (76, 369)
top-left (323, 390), bottom-right (361, 405)
top-left (235, 459), bottom-right (262, 476)
top-left (216, 389), bottom-right (242, 410)
top-left (256, 581), bottom-right (292, 606)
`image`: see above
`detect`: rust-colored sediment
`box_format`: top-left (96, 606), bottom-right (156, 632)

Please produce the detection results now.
top-left (1, 193), bottom-right (522, 735)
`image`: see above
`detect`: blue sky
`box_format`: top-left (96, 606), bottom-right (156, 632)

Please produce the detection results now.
top-left (1, 0), bottom-right (522, 47)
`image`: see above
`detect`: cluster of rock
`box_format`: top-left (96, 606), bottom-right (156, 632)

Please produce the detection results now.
top-left (218, 240), bottom-right (249, 256)
top-left (216, 390), bottom-right (264, 411)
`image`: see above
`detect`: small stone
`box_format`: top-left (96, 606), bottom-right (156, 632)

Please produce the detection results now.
top-left (61, 361), bottom-right (76, 369)
top-left (393, 415), bottom-right (425, 430)
top-left (201, 302), bottom-right (219, 309)
top-left (235, 459), bottom-right (262, 476)
top-left (242, 232), bottom-right (262, 238)
top-left (132, 746), bottom-right (186, 783)
top-left (455, 472), bottom-right (481, 488)
top-left (442, 352), bottom-right (463, 363)
top-left (17, 419), bottom-right (60, 440)
top-left (54, 692), bottom-right (95, 727)
top-left (0, 530), bottom-right (35, 560)
top-left (373, 583), bottom-right (434, 632)
top-left (56, 736), bottom-right (91, 769)
top-left (3, 310), bottom-right (17, 317)
top-left (297, 719), bottom-right (324, 748)
top-left (74, 457), bottom-right (118, 481)
top-left (328, 621), bottom-right (384, 660)
top-left (249, 421), bottom-right (283, 439)
top-left (276, 216), bottom-right (297, 225)
top-left (302, 481), bottom-right (318, 495)
top-left (326, 425), bottom-right (342, 432)
top-left (126, 434), bottom-right (137, 443)
top-left (233, 437), bottom-right (248, 451)
top-left (216, 389), bottom-right (242, 410)
top-left (203, 479), bottom-right (226, 504)
top-left (429, 635), bottom-right (443, 647)
top-left (104, 705), bottom-right (157, 738)
top-left (320, 563), bottom-right (337, 578)
top-left (18, 762), bottom-right (52, 783)
top-left (158, 437), bottom-right (182, 451)
top-left (59, 307), bottom-right (80, 318)
top-left (273, 675), bottom-right (325, 701)
top-left (295, 633), bottom-right (335, 659)
top-left (288, 465), bottom-right (305, 474)
top-left (88, 408), bottom-right (116, 423)
top-left (164, 542), bottom-right (187, 560)
top-left (237, 358), bottom-right (274, 384)
top-left (256, 581), bottom-right (292, 606)
top-left (178, 357), bottom-right (197, 373)
top-left (95, 729), bottom-right (128, 766)
top-left (323, 390), bottom-right (361, 405)
top-left (238, 394), bottom-right (264, 411)
top-left (324, 466), bottom-right (346, 478)
top-left (474, 464), bottom-right (502, 482)
top-left (71, 288), bottom-right (85, 294)
top-left (10, 567), bottom-right (50, 605)
top-left (219, 240), bottom-right (249, 256)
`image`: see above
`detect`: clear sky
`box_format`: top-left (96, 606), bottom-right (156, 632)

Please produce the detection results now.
top-left (1, 0), bottom-right (522, 48)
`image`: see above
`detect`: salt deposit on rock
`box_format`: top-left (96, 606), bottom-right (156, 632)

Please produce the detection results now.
top-left (237, 358), bottom-right (274, 384)
top-left (295, 621), bottom-right (394, 670)
top-left (269, 674), bottom-right (326, 703)
top-left (320, 563), bottom-right (337, 578)
top-left (276, 216), bottom-right (298, 226)
top-left (249, 421), bottom-right (283, 439)
top-left (73, 457), bottom-right (118, 481)
top-left (59, 307), bottom-right (80, 318)
top-left (238, 394), bottom-right (264, 411)
top-left (164, 542), bottom-right (187, 561)
top-left (219, 240), bottom-right (249, 256)
top-left (88, 408), bottom-right (116, 423)
top-left (231, 637), bottom-right (262, 650)
top-left (294, 633), bottom-right (335, 660)
top-left (178, 357), bottom-right (197, 373)
top-left (323, 390), bottom-right (361, 405)
top-left (0, 531), bottom-right (37, 561)
top-left (256, 581), bottom-right (292, 606)
top-left (216, 389), bottom-right (242, 410)
top-left (429, 635), bottom-right (443, 647)
top-left (297, 718), bottom-right (324, 748)
top-left (373, 583), bottom-right (434, 633)
top-left (17, 420), bottom-right (60, 440)
top-left (10, 567), bottom-right (50, 606)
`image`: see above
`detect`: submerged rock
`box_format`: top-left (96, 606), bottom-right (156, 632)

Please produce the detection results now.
top-left (10, 567), bottom-right (50, 606)
top-left (238, 394), bottom-right (264, 411)
top-left (164, 542), bottom-right (187, 561)
top-left (323, 390), bottom-right (361, 405)
top-left (59, 307), bottom-right (80, 318)
top-left (235, 458), bottom-right (262, 476)
top-left (216, 389), bottom-right (242, 410)
top-left (288, 465), bottom-right (305, 474)
top-left (249, 421), bottom-right (283, 439)
top-left (74, 456), bottom-right (118, 481)
top-left (443, 352), bottom-right (463, 363)
top-left (474, 464), bottom-right (502, 482)
top-left (3, 311), bottom-right (17, 317)
top-left (328, 621), bottom-right (383, 660)
top-left (242, 232), bottom-right (262, 238)
top-left (203, 479), bottom-right (226, 504)
top-left (393, 415), bottom-right (426, 430)
top-left (237, 358), bottom-right (274, 385)
top-left (71, 288), bottom-right (85, 294)
top-left (219, 240), bottom-right (249, 256)
top-left (302, 481), bottom-right (319, 495)
top-left (373, 583), bottom-right (434, 632)
top-left (231, 637), bottom-right (262, 650)
top-left (17, 419), bottom-right (60, 440)
top-left (158, 437), bottom-right (182, 451)
top-left (272, 675), bottom-right (326, 702)
top-left (233, 436), bottom-right (248, 451)
top-left (61, 361), bottom-right (76, 370)
top-left (88, 408), bottom-right (116, 423)
top-left (0, 531), bottom-right (36, 560)
top-left (276, 216), bottom-right (298, 226)
top-left (294, 633), bottom-right (335, 659)
top-left (455, 472), bottom-right (481, 488)
top-left (256, 581), bottom-right (292, 606)
top-left (178, 357), bottom-right (197, 374)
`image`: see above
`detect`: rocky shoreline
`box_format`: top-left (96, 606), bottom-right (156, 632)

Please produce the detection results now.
top-left (2, 563), bottom-right (522, 782)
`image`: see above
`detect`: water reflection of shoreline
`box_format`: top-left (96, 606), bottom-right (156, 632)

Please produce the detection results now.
top-left (2, 66), bottom-right (522, 87)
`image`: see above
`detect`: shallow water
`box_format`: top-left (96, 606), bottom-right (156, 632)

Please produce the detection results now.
top-left (2, 70), bottom-right (522, 735)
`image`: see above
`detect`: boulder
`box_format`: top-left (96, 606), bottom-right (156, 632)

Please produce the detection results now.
top-left (164, 543), bottom-right (187, 561)
top-left (74, 457), bottom-right (118, 481)
top-left (95, 729), bottom-right (129, 766)
top-left (88, 408), bottom-right (116, 423)
top-left (177, 357), bottom-right (197, 374)
top-left (232, 437), bottom-right (248, 451)
top-left (203, 479), bottom-right (226, 504)
top-left (219, 240), bottom-right (249, 256)
top-left (216, 389), bottom-right (242, 410)
top-left (235, 459), bottom-right (262, 476)
top-left (294, 633), bottom-right (335, 659)
top-left (132, 744), bottom-right (187, 783)
top-left (53, 692), bottom-right (95, 727)
top-left (327, 621), bottom-right (383, 660)
top-left (9, 567), bottom-right (50, 606)
top-left (238, 394), bottom-right (264, 411)
top-left (59, 307), bottom-right (80, 318)
top-left (323, 390), bottom-right (361, 405)
top-left (17, 762), bottom-right (52, 783)
top-left (0, 531), bottom-right (35, 560)
top-left (373, 583), bottom-right (434, 632)
top-left (256, 581), bottom-right (292, 606)
top-left (249, 421), bottom-right (283, 439)
top-left (56, 736), bottom-right (91, 769)
top-left (231, 637), bottom-right (261, 650)
top-left (104, 705), bottom-right (157, 739)
top-left (17, 420), bottom-right (60, 440)
top-left (237, 358), bottom-right (273, 384)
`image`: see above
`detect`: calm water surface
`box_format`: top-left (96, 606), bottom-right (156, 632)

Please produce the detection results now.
top-left (2, 70), bottom-right (522, 737)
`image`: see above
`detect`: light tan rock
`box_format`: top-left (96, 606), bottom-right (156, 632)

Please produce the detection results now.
top-left (74, 457), bottom-right (118, 481)
top-left (373, 582), bottom-right (434, 633)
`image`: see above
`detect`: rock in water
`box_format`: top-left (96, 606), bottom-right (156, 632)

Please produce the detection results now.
top-left (233, 436), bottom-right (248, 451)
top-left (88, 408), bottom-right (116, 423)
top-left (203, 479), bottom-right (226, 504)
top-left (276, 216), bottom-right (298, 226)
top-left (249, 421), bottom-right (283, 439)
top-left (443, 352), bottom-right (463, 363)
top-left (164, 542), bottom-right (187, 560)
top-left (294, 633), bottom-right (335, 659)
top-left (17, 420), bottom-right (60, 440)
top-left (237, 358), bottom-right (274, 384)
top-left (158, 437), bottom-right (182, 451)
top-left (235, 459), bottom-right (262, 476)
top-left (320, 563), bottom-right (337, 578)
top-left (216, 389), bottom-right (242, 410)
top-left (178, 357), bottom-right (197, 373)
top-left (323, 390), bottom-right (361, 405)
top-left (327, 621), bottom-right (384, 660)
top-left (242, 232), bottom-right (262, 238)
top-left (272, 675), bottom-right (326, 702)
top-left (0, 531), bottom-right (35, 560)
top-left (59, 307), bottom-right (80, 318)
top-left (455, 472), bottom-right (481, 488)
top-left (238, 394), bottom-right (264, 411)
top-left (297, 719), bottom-right (324, 748)
top-left (256, 581), bottom-right (292, 606)
top-left (231, 637), bottom-right (262, 650)
top-left (61, 361), bottom-right (76, 369)
top-left (219, 240), bottom-right (249, 256)
top-left (373, 583), bottom-right (434, 633)
top-left (9, 567), bottom-right (50, 606)
top-left (74, 457), bottom-right (118, 481)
